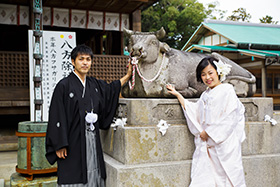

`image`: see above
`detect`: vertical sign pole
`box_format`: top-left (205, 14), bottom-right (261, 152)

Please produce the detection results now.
top-left (32, 0), bottom-right (43, 122)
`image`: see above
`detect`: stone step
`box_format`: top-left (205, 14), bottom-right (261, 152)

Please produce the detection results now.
top-left (104, 153), bottom-right (280, 187)
top-left (0, 142), bottom-right (17, 152)
top-left (101, 121), bottom-right (280, 165)
top-left (0, 136), bottom-right (18, 151)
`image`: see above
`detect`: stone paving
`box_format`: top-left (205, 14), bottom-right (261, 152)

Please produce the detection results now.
top-left (0, 151), bottom-right (17, 187)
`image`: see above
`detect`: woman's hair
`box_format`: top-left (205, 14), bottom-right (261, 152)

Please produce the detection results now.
top-left (196, 56), bottom-right (219, 83)
top-left (71, 44), bottom-right (94, 60)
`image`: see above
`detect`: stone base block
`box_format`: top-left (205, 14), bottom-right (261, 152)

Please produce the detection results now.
top-left (243, 154), bottom-right (280, 187)
top-left (10, 172), bottom-right (57, 187)
top-left (101, 124), bottom-right (194, 165)
top-left (116, 98), bottom-right (273, 126)
top-left (104, 154), bottom-right (191, 187)
top-left (104, 153), bottom-right (280, 187)
top-left (101, 121), bottom-right (280, 165)
top-left (243, 121), bottom-right (280, 156)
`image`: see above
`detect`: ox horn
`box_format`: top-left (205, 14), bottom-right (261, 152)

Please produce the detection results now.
top-left (123, 27), bottom-right (134, 37)
top-left (155, 27), bottom-right (166, 39)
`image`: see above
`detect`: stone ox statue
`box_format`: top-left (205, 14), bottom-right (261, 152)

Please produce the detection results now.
top-left (121, 27), bottom-right (256, 98)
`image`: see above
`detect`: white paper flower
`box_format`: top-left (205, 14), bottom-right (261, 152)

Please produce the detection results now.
top-left (270, 119), bottom-right (277, 126)
top-left (264, 114), bottom-right (277, 126)
top-left (264, 114), bottom-right (271, 122)
top-left (213, 60), bottom-right (232, 82)
top-left (157, 119), bottom-right (170, 136)
top-left (111, 118), bottom-right (127, 130)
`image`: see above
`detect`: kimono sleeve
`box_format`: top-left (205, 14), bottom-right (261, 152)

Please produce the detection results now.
top-left (98, 79), bottom-right (121, 130)
top-left (182, 99), bottom-right (203, 136)
top-left (45, 82), bottom-right (69, 165)
top-left (204, 86), bottom-right (243, 144)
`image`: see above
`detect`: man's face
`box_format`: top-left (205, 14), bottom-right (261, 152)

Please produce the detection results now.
top-left (72, 53), bottom-right (92, 77)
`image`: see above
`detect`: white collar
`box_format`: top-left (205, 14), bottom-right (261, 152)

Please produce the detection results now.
top-left (73, 71), bottom-right (86, 98)
top-left (73, 71), bottom-right (86, 87)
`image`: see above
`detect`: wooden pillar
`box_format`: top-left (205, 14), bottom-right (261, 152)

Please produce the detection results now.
top-left (261, 60), bottom-right (267, 97)
top-left (100, 34), bottom-right (103, 55)
top-left (29, 0), bottom-right (34, 30)
top-left (121, 32), bottom-right (124, 55)
top-left (132, 9), bottom-right (141, 32)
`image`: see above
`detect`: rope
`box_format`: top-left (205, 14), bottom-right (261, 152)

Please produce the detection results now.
top-left (128, 53), bottom-right (165, 90)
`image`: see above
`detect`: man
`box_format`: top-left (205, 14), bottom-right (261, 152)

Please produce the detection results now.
top-left (45, 44), bottom-right (132, 186)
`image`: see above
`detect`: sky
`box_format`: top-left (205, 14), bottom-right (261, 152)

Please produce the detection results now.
top-left (198, 0), bottom-right (280, 23)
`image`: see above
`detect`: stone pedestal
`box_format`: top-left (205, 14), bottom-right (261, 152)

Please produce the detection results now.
top-left (101, 97), bottom-right (280, 187)
top-left (10, 172), bottom-right (57, 187)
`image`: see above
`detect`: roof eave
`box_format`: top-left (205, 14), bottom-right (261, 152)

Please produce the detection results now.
top-left (181, 23), bottom-right (204, 51)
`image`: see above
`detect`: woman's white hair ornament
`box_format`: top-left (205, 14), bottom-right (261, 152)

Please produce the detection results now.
top-left (213, 60), bottom-right (232, 82)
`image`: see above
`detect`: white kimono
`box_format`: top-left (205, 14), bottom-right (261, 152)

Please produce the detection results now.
top-left (183, 83), bottom-right (246, 187)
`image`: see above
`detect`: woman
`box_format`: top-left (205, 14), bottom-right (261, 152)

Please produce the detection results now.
top-left (166, 56), bottom-right (246, 187)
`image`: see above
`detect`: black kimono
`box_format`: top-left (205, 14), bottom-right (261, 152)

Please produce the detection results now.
top-left (45, 72), bottom-right (121, 184)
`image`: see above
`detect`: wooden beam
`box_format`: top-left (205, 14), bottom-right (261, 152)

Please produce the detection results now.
top-left (90, 0), bottom-right (98, 8)
top-left (105, 0), bottom-right (115, 9)
top-left (236, 57), bottom-right (263, 64)
top-left (117, 2), bottom-right (131, 12)
top-left (204, 31), bottom-right (215, 37)
top-left (239, 61), bottom-right (263, 69)
top-left (75, 0), bottom-right (82, 7)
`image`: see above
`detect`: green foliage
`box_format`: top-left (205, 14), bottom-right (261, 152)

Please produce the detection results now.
top-left (226, 8), bottom-right (251, 22)
top-left (259, 15), bottom-right (279, 24)
top-left (142, 0), bottom-right (207, 49)
top-left (204, 1), bottom-right (226, 20)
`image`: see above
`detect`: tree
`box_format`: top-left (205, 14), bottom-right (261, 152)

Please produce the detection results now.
top-left (259, 15), bottom-right (279, 24)
top-left (204, 1), bottom-right (226, 20)
top-left (226, 8), bottom-right (251, 22)
top-left (141, 0), bottom-right (207, 49)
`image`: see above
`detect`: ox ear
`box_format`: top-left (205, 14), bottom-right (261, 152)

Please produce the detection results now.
top-left (159, 42), bottom-right (171, 53)
top-left (155, 27), bottom-right (166, 39)
top-left (123, 27), bottom-right (134, 37)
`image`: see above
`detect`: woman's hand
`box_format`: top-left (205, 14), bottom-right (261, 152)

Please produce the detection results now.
top-left (56, 148), bottom-right (67, 159)
top-left (200, 130), bottom-right (209, 141)
top-left (166, 84), bottom-right (179, 96)
top-left (166, 84), bottom-right (186, 110)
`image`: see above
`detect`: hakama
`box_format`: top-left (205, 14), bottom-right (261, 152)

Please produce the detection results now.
top-left (58, 130), bottom-right (105, 187)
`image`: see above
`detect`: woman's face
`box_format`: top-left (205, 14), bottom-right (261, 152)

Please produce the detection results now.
top-left (201, 64), bottom-right (221, 89)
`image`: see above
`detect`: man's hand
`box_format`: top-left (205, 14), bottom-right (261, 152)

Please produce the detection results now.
top-left (200, 130), bottom-right (209, 141)
top-left (56, 148), bottom-right (67, 159)
top-left (120, 59), bottom-right (133, 86)
top-left (127, 60), bottom-right (132, 77)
